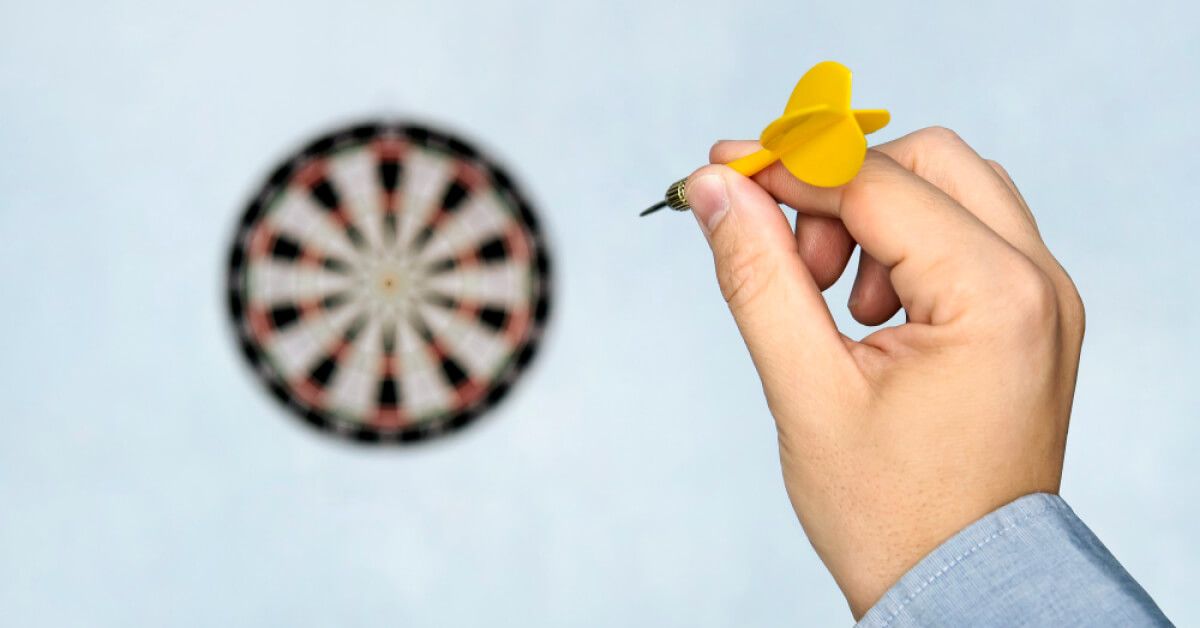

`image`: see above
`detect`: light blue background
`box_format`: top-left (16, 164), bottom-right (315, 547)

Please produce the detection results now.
top-left (2, 1), bottom-right (1196, 625)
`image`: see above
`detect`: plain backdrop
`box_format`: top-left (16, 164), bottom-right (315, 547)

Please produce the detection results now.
top-left (1, 1), bottom-right (1197, 625)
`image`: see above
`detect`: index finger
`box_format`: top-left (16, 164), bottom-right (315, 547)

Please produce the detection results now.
top-left (711, 141), bottom-right (1028, 326)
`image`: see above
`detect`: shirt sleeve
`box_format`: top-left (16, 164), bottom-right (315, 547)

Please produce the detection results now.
top-left (855, 493), bottom-right (1172, 627)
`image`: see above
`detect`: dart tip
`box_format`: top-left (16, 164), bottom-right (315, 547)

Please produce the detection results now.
top-left (639, 201), bottom-right (667, 217)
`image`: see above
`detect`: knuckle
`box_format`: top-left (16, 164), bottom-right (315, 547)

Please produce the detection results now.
top-left (1057, 273), bottom-right (1087, 338)
top-left (717, 245), bottom-right (777, 311)
top-left (915, 125), bottom-right (966, 149)
top-left (985, 159), bottom-right (1009, 178)
top-left (860, 148), bottom-right (899, 172)
top-left (1001, 261), bottom-right (1059, 330)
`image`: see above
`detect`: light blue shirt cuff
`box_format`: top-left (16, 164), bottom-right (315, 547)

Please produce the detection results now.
top-left (856, 493), bottom-right (1171, 627)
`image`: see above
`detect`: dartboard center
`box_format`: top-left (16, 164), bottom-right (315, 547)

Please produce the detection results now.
top-left (379, 270), bottom-right (402, 295)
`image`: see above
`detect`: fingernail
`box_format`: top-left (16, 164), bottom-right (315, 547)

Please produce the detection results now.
top-left (687, 174), bottom-right (729, 236)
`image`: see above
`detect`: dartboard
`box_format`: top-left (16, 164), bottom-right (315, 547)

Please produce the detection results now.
top-left (226, 122), bottom-right (551, 443)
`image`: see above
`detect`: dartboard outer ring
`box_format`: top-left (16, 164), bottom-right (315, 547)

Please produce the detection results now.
top-left (226, 121), bottom-right (552, 444)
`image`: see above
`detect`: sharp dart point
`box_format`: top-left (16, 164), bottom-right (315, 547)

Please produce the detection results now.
top-left (639, 201), bottom-right (668, 217)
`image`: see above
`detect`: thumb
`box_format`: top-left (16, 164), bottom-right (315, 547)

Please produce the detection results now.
top-left (686, 165), bottom-right (852, 389)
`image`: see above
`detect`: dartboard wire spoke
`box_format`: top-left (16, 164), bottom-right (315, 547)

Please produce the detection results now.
top-left (228, 122), bottom-right (551, 444)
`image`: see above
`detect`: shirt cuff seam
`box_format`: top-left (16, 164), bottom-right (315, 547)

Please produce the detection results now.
top-left (874, 497), bottom-right (1060, 628)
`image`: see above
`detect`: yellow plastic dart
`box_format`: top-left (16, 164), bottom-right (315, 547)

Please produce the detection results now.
top-left (640, 61), bottom-right (889, 216)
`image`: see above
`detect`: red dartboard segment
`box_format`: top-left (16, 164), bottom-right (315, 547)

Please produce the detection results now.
top-left (227, 122), bottom-right (552, 443)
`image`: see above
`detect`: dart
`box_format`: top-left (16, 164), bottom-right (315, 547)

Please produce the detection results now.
top-left (640, 61), bottom-right (890, 216)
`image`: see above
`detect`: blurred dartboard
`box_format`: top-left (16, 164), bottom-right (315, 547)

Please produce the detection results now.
top-left (226, 122), bottom-right (551, 443)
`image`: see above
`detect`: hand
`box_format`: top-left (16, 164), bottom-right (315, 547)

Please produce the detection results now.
top-left (684, 128), bottom-right (1085, 618)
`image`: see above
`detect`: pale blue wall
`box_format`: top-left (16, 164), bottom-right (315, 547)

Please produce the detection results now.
top-left (1, 1), bottom-right (1196, 625)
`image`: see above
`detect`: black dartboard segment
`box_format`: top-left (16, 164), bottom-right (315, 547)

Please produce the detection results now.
top-left (227, 122), bottom-right (552, 443)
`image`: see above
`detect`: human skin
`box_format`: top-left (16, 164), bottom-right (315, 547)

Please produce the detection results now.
top-left (684, 128), bottom-right (1085, 619)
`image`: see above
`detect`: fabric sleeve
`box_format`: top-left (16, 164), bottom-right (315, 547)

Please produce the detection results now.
top-left (855, 493), bottom-right (1172, 627)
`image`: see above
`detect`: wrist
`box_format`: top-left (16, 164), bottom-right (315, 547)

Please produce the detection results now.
top-left (812, 491), bottom-right (1042, 619)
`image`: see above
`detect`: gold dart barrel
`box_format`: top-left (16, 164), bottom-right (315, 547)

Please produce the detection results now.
top-left (639, 178), bottom-right (691, 216)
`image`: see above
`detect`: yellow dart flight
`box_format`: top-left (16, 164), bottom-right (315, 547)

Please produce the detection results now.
top-left (726, 61), bottom-right (889, 187)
